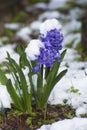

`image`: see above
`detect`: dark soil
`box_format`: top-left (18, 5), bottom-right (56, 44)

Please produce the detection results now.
top-left (0, 104), bottom-right (75, 130)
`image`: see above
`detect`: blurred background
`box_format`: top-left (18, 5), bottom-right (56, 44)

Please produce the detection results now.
top-left (0, 0), bottom-right (87, 59)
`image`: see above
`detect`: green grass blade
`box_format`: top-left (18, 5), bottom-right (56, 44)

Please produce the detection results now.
top-left (46, 49), bottom-right (67, 87)
top-left (46, 60), bottom-right (59, 87)
top-left (6, 79), bottom-right (24, 111)
top-left (61, 49), bottom-right (67, 60)
top-left (42, 69), bottom-right (67, 108)
top-left (0, 69), bottom-right (8, 85)
top-left (7, 53), bottom-right (32, 113)
top-left (36, 73), bottom-right (44, 107)
top-left (52, 69), bottom-right (67, 87)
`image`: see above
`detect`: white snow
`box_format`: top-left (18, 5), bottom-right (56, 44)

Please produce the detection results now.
top-left (0, 44), bottom-right (18, 63)
top-left (69, 8), bottom-right (84, 19)
top-left (37, 118), bottom-right (87, 130)
top-left (34, 2), bottom-right (48, 10)
top-left (48, 0), bottom-right (68, 9)
top-left (25, 39), bottom-right (44, 60)
top-left (0, 0), bottom-right (87, 129)
top-left (4, 23), bottom-right (21, 30)
top-left (63, 20), bottom-right (81, 33)
top-left (62, 33), bottom-right (81, 48)
top-left (30, 21), bottom-right (41, 31)
top-left (39, 11), bottom-right (60, 21)
top-left (26, 2), bottom-right (48, 12)
top-left (48, 48), bottom-right (87, 117)
top-left (16, 27), bottom-right (31, 41)
top-left (50, 118), bottom-right (87, 130)
top-left (0, 84), bottom-right (12, 108)
top-left (40, 19), bottom-right (62, 36)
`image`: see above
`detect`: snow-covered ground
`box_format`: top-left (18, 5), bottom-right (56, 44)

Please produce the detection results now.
top-left (37, 118), bottom-right (87, 130)
top-left (0, 0), bottom-right (87, 130)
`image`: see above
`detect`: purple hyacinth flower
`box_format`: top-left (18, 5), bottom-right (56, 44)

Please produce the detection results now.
top-left (33, 64), bottom-right (40, 73)
top-left (40, 29), bottom-right (64, 51)
top-left (35, 47), bottom-right (61, 69)
top-left (33, 29), bottom-right (64, 73)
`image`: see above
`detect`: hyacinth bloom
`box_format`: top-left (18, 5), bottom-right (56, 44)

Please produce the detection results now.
top-left (25, 19), bottom-right (64, 72)
top-left (33, 47), bottom-right (61, 72)
top-left (40, 29), bottom-right (63, 50)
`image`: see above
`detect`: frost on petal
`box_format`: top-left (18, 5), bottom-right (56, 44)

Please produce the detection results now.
top-left (40, 19), bottom-right (62, 36)
top-left (0, 85), bottom-right (12, 108)
top-left (25, 39), bottom-right (44, 61)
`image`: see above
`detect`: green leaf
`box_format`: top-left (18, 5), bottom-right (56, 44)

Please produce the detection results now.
top-left (41, 49), bottom-right (67, 108)
top-left (42, 69), bottom-right (67, 108)
top-left (0, 69), bottom-right (8, 85)
top-left (52, 69), bottom-right (67, 87)
top-left (36, 73), bottom-right (44, 106)
top-left (61, 49), bottom-right (67, 60)
top-left (7, 53), bottom-right (32, 113)
top-left (37, 74), bottom-right (43, 94)
top-left (6, 79), bottom-right (24, 111)
top-left (46, 49), bottom-right (67, 87)
top-left (6, 57), bottom-right (21, 92)
top-left (16, 46), bottom-right (25, 56)
top-left (35, 49), bottom-right (67, 108)
top-left (46, 60), bottom-right (59, 88)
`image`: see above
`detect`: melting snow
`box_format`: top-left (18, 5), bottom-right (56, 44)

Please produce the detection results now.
top-left (4, 23), bottom-right (21, 30)
top-left (0, 44), bottom-right (19, 63)
top-left (16, 27), bottom-right (31, 41)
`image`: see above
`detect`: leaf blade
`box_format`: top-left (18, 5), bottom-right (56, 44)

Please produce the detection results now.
top-left (0, 69), bottom-right (8, 85)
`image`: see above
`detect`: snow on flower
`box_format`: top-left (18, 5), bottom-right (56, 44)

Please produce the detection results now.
top-left (40, 19), bottom-right (62, 36)
top-left (35, 19), bottom-right (64, 71)
top-left (0, 84), bottom-right (12, 108)
top-left (25, 39), bottom-right (44, 61)
top-left (25, 19), bottom-right (64, 73)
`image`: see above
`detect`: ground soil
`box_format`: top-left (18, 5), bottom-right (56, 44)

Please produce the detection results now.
top-left (0, 104), bottom-right (75, 130)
